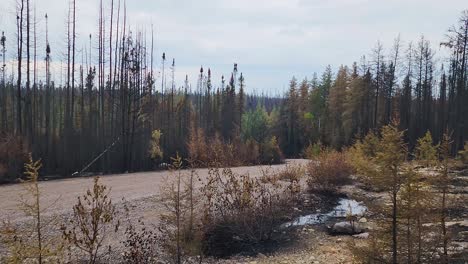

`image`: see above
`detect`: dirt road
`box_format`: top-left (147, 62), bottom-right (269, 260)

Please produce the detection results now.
top-left (0, 159), bottom-right (309, 223)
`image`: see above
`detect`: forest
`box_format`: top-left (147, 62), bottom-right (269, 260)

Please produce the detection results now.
top-left (0, 0), bottom-right (467, 181)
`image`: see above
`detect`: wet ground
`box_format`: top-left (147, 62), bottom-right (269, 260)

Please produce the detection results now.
top-left (284, 198), bottom-right (367, 227)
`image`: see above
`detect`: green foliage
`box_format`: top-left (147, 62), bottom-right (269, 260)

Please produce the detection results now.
top-left (351, 129), bottom-right (453, 263)
top-left (372, 124), bottom-right (407, 189)
top-left (303, 141), bottom-right (324, 159)
top-left (236, 107), bottom-right (284, 164)
top-left (415, 131), bottom-right (438, 166)
top-left (241, 106), bottom-right (269, 143)
top-left (346, 132), bottom-right (380, 189)
top-left (360, 131), bottom-right (380, 157)
top-left (349, 122), bottom-right (407, 263)
top-left (303, 112), bottom-right (314, 120)
top-left (398, 168), bottom-right (436, 263)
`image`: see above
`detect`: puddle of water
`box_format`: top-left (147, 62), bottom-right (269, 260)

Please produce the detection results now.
top-left (283, 198), bottom-right (367, 227)
top-left (328, 199), bottom-right (367, 218)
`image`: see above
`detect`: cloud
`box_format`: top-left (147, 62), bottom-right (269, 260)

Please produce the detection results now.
top-left (0, 0), bottom-right (466, 92)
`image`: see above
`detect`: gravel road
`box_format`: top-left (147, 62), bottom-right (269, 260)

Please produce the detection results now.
top-left (0, 159), bottom-right (309, 223)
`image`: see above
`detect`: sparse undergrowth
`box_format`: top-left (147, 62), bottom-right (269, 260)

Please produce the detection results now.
top-left (306, 151), bottom-right (353, 193)
top-left (200, 167), bottom-right (299, 257)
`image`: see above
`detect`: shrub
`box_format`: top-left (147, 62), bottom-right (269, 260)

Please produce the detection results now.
top-left (358, 131), bottom-right (380, 157)
top-left (121, 219), bottom-right (160, 264)
top-left (158, 155), bottom-right (202, 263)
top-left (346, 133), bottom-right (380, 190)
top-left (303, 141), bottom-right (323, 159)
top-left (187, 127), bottom-right (209, 165)
top-left (242, 139), bottom-right (260, 165)
top-left (276, 164), bottom-right (304, 182)
top-left (149, 129), bottom-right (163, 161)
top-left (259, 136), bottom-right (283, 164)
top-left (306, 151), bottom-right (352, 193)
top-left (188, 128), bottom-right (281, 167)
top-left (415, 131), bottom-right (438, 166)
top-left (62, 177), bottom-right (120, 263)
top-left (200, 167), bottom-right (294, 257)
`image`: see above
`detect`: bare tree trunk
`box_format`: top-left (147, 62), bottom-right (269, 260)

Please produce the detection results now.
top-left (71, 0), bottom-right (76, 131)
top-left (16, 0), bottom-right (24, 135)
top-left (26, 0), bottom-right (32, 143)
top-left (373, 42), bottom-right (383, 129)
top-left (45, 13), bottom-right (51, 169)
top-left (33, 6), bottom-right (37, 141)
top-left (392, 188), bottom-right (398, 264)
top-left (441, 184), bottom-right (448, 263)
top-left (65, 1), bottom-right (72, 174)
top-left (1, 31), bottom-right (6, 132)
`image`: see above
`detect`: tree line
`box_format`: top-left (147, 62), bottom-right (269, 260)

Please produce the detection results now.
top-left (277, 11), bottom-right (468, 157)
top-left (0, 1), bottom-right (467, 179)
top-left (0, 0), bottom-right (284, 180)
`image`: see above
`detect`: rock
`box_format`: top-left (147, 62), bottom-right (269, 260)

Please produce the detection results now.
top-left (353, 232), bottom-right (370, 239)
top-left (249, 261), bottom-right (257, 264)
top-left (336, 238), bottom-right (343, 242)
top-left (309, 256), bottom-right (316, 261)
top-left (358, 217), bottom-right (368, 223)
top-left (331, 221), bottom-right (363, 235)
top-left (313, 261), bottom-right (320, 264)
top-left (257, 253), bottom-right (267, 258)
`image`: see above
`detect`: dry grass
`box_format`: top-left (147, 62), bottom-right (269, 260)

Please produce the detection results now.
top-left (276, 164), bottom-right (304, 182)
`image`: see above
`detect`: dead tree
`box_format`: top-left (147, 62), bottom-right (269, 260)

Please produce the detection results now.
top-left (16, 0), bottom-right (24, 135)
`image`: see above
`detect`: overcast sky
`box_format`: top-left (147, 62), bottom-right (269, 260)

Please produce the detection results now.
top-left (0, 0), bottom-right (466, 94)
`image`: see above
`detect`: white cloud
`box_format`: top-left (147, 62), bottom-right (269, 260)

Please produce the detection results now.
top-left (0, 0), bottom-right (466, 92)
